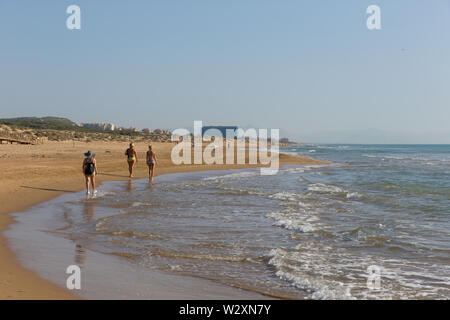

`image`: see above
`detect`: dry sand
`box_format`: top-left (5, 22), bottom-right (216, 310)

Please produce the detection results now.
top-left (0, 140), bottom-right (325, 299)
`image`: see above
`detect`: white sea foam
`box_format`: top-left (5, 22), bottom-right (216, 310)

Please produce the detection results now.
top-left (281, 168), bottom-right (305, 174)
top-left (267, 242), bottom-right (450, 300)
top-left (314, 145), bottom-right (351, 150)
top-left (131, 202), bottom-right (146, 207)
top-left (169, 264), bottom-right (182, 271)
top-left (267, 248), bottom-right (352, 300)
top-left (279, 164), bottom-right (329, 175)
top-left (361, 153), bottom-right (450, 164)
top-left (346, 192), bottom-right (362, 199)
top-left (86, 190), bottom-right (115, 199)
top-left (267, 210), bottom-right (319, 233)
top-left (307, 183), bottom-right (345, 193)
top-left (203, 171), bottom-right (259, 181)
top-left (216, 185), bottom-right (267, 196)
top-left (270, 192), bottom-right (301, 201)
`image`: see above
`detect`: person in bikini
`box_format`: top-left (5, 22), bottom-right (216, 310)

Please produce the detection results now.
top-left (146, 145), bottom-right (158, 183)
top-left (125, 143), bottom-right (138, 178)
top-left (82, 151), bottom-right (98, 194)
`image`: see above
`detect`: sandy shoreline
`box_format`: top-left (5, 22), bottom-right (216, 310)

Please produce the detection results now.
top-left (0, 141), bottom-right (325, 299)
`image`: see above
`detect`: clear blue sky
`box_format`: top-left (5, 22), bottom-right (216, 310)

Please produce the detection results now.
top-left (1, 1), bottom-right (449, 143)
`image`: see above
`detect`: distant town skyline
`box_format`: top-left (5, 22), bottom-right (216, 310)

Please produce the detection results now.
top-left (1, 1), bottom-right (449, 143)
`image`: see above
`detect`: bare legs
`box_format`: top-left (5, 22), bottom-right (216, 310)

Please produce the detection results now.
top-left (85, 174), bottom-right (96, 194)
top-left (128, 160), bottom-right (135, 178)
top-left (148, 164), bottom-right (155, 183)
top-left (91, 174), bottom-right (96, 193)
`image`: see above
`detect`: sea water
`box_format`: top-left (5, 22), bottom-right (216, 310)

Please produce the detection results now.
top-left (7, 145), bottom-right (450, 299)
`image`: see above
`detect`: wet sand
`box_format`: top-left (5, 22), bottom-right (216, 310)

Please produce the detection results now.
top-left (0, 140), bottom-right (324, 299)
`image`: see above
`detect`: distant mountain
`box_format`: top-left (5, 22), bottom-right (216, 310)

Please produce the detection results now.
top-left (0, 117), bottom-right (80, 131)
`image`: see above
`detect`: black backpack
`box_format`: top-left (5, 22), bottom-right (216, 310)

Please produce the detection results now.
top-left (84, 160), bottom-right (95, 175)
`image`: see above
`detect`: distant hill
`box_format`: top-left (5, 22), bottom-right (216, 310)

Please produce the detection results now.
top-left (0, 117), bottom-right (80, 131)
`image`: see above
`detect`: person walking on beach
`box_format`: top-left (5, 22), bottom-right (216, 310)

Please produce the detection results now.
top-left (125, 143), bottom-right (138, 178)
top-left (82, 151), bottom-right (98, 194)
top-left (146, 145), bottom-right (158, 183)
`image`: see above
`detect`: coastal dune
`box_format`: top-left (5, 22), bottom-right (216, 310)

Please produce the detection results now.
top-left (0, 140), bottom-right (324, 299)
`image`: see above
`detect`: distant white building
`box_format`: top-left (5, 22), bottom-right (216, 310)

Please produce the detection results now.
top-left (80, 123), bottom-right (115, 131)
top-left (153, 128), bottom-right (171, 135)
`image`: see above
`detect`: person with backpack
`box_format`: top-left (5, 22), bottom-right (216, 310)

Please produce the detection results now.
top-left (82, 151), bottom-right (98, 195)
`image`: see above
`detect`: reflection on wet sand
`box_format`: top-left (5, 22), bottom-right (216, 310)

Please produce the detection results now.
top-left (74, 195), bottom-right (96, 266)
top-left (75, 243), bottom-right (86, 266)
top-left (83, 195), bottom-right (95, 221)
top-left (127, 180), bottom-right (134, 192)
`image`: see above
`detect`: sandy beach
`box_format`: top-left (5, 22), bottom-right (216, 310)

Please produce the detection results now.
top-left (0, 140), bottom-right (323, 299)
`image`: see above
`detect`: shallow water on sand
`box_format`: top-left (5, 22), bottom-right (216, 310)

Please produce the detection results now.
top-left (6, 145), bottom-right (450, 299)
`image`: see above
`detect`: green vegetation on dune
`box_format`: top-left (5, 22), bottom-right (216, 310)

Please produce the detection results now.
top-left (0, 117), bottom-right (80, 131)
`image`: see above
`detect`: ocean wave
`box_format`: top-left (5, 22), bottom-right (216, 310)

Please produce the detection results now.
top-left (280, 167), bottom-right (307, 174)
top-left (203, 171), bottom-right (259, 181)
top-left (215, 185), bottom-right (268, 196)
top-left (307, 183), bottom-right (362, 200)
top-left (267, 248), bottom-right (352, 300)
top-left (269, 192), bottom-right (301, 201)
top-left (346, 192), bottom-right (362, 199)
top-left (148, 248), bottom-right (260, 264)
top-left (361, 153), bottom-right (450, 164)
top-left (267, 242), bottom-right (450, 300)
top-left (131, 201), bottom-right (150, 207)
top-left (169, 264), bottom-right (183, 271)
top-left (267, 211), bottom-right (319, 233)
top-left (307, 183), bottom-right (345, 193)
top-left (110, 230), bottom-right (162, 239)
top-left (96, 221), bottom-right (163, 239)
top-left (279, 165), bottom-right (328, 175)
top-left (312, 145), bottom-right (351, 150)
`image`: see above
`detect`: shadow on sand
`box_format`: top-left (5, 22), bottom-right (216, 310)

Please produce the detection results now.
top-left (20, 186), bottom-right (76, 193)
